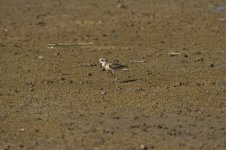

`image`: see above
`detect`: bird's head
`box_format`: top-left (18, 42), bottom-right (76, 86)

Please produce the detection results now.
top-left (99, 58), bottom-right (107, 65)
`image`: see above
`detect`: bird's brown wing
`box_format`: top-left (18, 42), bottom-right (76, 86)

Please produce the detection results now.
top-left (109, 63), bottom-right (127, 69)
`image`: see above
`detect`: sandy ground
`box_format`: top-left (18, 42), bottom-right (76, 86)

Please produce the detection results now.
top-left (0, 0), bottom-right (226, 149)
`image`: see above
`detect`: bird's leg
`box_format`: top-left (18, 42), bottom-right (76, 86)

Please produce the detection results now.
top-left (110, 70), bottom-right (115, 77)
top-left (109, 70), bottom-right (115, 78)
top-left (111, 70), bottom-right (118, 81)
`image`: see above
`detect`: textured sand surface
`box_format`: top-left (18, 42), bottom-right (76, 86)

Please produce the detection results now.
top-left (0, 0), bottom-right (226, 149)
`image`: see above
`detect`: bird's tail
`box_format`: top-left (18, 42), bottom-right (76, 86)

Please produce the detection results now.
top-left (122, 68), bottom-right (131, 71)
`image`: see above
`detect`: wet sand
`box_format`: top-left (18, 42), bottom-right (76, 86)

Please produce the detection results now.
top-left (0, 0), bottom-right (226, 149)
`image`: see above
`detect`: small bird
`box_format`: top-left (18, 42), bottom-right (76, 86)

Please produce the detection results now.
top-left (99, 58), bottom-right (129, 77)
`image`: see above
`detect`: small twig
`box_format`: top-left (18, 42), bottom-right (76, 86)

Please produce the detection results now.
top-left (216, 18), bottom-right (226, 21)
top-left (130, 59), bottom-right (145, 63)
top-left (48, 42), bottom-right (93, 48)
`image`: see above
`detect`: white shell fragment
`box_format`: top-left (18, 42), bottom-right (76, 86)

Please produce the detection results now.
top-left (168, 52), bottom-right (181, 56)
top-left (37, 56), bottom-right (44, 59)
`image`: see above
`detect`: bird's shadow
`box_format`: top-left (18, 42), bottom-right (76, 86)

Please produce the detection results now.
top-left (119, 79), bottom-right (138, 83)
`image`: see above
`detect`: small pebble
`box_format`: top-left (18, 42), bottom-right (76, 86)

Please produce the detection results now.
top-left (195, 57), bottom-right (203, 62)
top-left (117, 4), bottom-right (127, 9)
top-left (37, 56), bottom-right (43, 59)
top-left (140, 144), bottom-right (148, 150)
top-left (34, 129), bottom-right (39, 132)
top-left (53, 52), bottom-right (60, 57)
top-left (0, 43), bottom-right (5, 47)
top-left (3, 144), bottom-right (10, 150)
top-left (102, 32), bottom-right (109, 37)
top-left (68, 80), bottom-right (73, 84)
top-left (19, 144), bottom-right (24, 148)
top-left (209, 63), bottom-right (215, 67)
top-left (29, 87), bottom-right (34, 91)
top-left (36, 21), bottom-right (45, 26)
top-left (113, 116), bottom-right (120, 119)
top-left (183, 54), bottom-right (188, 57)
top-left (174, 82), bottom-right (182, 87)
top-left (101, 91), bottom-right (106, 95)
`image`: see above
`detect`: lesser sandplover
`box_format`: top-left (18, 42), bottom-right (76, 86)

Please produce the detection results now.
top-left (99, 58), bottom-right (129, 77)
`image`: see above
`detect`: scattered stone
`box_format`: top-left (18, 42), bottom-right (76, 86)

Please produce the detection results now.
top-left (142, 128), bottom-right (148, 132)
top-left (195, 57), bottom-right (203, 62)
top-left (97, 20), bottom-right (102, 24)
top-left (37, 56), bottom-right (43, 59)
top-left (113, 115), bottom-right (120, 119)
top-left (150, 145), bottom-right (155, 149)
top-left (140, 144), bottom-right (148, 150)
top-left (196, 82), bottom-right (204, 86)
top-left (36, 21), bottom-right (46, 26)
top-left (3, 144), bottom-right (10, 150)
top-left (134, 87), bottom-right (144, 92)
top-left (29, 87), bottom-right (34, 91)
top-left (0, 43), bottom-right (5, 47)
top-left (133, 116), bottom-right (139, 120)
top-left (125, 21), bottom-right (135, 27)
top-left (37, 117), bottom-right (42, 120)
top-left (61, 77), bottom-right (66, 81)
top-left (19, 144), bottom-right (24, 148)
top-left (87, 73), bottom-right (92, 76)
top-left (194, 51), bottom-right (201, 55)
top-left (209, 63), bottom-right (215, 67)
top-left (183, 54), bottom-right (188, 57)
top-left (68, 80), bottom-right (74, 84)
top-left (53, 52), bottom-right (60, 57)
top-left (101, 91), bottom-right (106, 95)
top-left (165, 86), bottom-right (170, 89)
top-left (14, 44), bottom-right (21, 48)
top-left (174, 82), bottom-right (182, 87)
top-left (102, 32), bottom-right (109, 37)
top-left (146, 70), bottom-right (152, 75)
top-left (157, 124), bottom-right (163, 129)
top-left (14, 89), bottom-right (20, 93)
top-left (117, 4), bottom-right (127, 9)
top-left (34, 129), bottom-right (39, 132)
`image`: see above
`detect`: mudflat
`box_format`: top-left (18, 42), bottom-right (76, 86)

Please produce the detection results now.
top-left (0, 0), bottom-right (226, 149)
